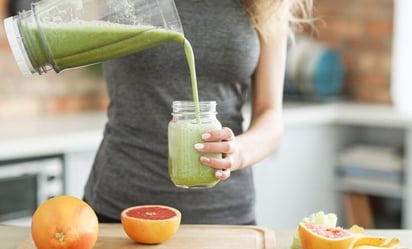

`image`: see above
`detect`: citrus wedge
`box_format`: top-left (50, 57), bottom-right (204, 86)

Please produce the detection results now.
top-left (298, 223), bottom-right (354, 249)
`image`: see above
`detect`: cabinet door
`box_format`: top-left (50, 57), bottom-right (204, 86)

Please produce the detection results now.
top-left (64, 151), bottom-right (97, 198)
top-left (254, 125), bottom-right (340, 229)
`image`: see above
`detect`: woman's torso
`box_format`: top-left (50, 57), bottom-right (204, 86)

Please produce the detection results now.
top-left (84, 0), bottom-right (260, 225)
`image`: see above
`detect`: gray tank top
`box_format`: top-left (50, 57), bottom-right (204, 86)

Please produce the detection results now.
top-left (84, 0), bottom-right (260, 224)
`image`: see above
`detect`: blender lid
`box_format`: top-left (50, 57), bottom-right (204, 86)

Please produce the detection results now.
top-left (4, 17), bottom-right (35, 76)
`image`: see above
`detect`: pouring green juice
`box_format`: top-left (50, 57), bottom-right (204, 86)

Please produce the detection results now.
top-left (16, 21), bottom-right (201, 115)
top-left (4, 0), bottom-right (219, 187)
top-left (10, 19), bottom-right (219, 188)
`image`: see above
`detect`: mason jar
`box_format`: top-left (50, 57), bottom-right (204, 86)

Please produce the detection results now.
top-left (168, 101), bottom-right (222, 188)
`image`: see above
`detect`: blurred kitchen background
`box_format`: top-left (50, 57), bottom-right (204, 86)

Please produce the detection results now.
top-left (1, 0), bottom-right (412, 230)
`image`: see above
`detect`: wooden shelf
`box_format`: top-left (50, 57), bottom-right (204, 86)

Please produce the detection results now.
top-left (336, 178), bottom-right (403, 199)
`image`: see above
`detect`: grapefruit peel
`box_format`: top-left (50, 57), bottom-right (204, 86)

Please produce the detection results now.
top-left (351, 238), bottom-right (400, 249)
top-left (349, 226), bottom-right (401, 249)
top-left (291, 211), bottom-right (402, 249)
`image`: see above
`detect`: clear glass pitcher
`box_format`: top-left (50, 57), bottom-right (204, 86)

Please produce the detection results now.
top-left (4, 0), bottom-right (184, 76)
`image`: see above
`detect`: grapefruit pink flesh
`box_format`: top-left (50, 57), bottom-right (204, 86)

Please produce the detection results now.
top-left (291, 211), bottom-right (338, 249)
top-left (121, 205), bottom-right (181, 244)
top-left (298, 223), bottom-right (354, 249)
top-left (126, 206), bottom-right (177, 220)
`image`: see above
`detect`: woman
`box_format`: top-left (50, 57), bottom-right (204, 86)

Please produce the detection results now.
top-left (84, 0), bottom-right (313, 224)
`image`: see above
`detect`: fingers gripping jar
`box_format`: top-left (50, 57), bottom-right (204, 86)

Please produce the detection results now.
top-left (168, 101), bottom-right (222, 188)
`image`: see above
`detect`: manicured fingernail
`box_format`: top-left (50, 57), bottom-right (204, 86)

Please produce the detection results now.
top-left (202, 133), bottom-right (211, 139)
top-left (215, 170), bottom-right (223, 177)
top-left (200, 156), bottom-right (210, 162)
top-left (194, 143), bottom-right (204, 150)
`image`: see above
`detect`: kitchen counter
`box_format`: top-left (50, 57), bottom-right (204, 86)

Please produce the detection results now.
top-left (1, 225), bottom-right (30, 249)
top-left (242, 101), bottom-right (412, 129)
top-left (0, 101), bottom-right (406, 158)
top-left (0, 112), bottom-right (107, 161)
top-left (284, 102), bottom-right (412, 128)
top-left (1, 224), bottom-right (411, 249)
top-left (1, 102), bottom-right (411, 161)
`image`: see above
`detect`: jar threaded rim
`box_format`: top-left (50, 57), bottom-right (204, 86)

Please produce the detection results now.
top-left (172, 101), bottom-right (216, 114)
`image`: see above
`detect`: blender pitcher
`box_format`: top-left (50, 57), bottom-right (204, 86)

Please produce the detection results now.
top-left (3, 0), bottom-right (184, 76)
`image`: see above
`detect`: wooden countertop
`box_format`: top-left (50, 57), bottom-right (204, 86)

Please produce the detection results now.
top-left (0, 225), bottom-right (30, 249)
top-left (2, 224), bottom-right (411, 249)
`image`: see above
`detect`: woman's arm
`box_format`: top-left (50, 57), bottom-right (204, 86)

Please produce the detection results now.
top-left (195, 32), bottom-right (287, 180)
top-left (238, 32), bottom-right (286, 168)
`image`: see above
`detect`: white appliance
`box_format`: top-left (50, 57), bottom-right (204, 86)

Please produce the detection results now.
top-left (0, 155), bottom-right (64, 226)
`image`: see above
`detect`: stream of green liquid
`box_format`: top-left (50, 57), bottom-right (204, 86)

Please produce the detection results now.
top-left (183, 40), bottom-right (201, 123)
top-left (20, 21), bottom-right (201, 121)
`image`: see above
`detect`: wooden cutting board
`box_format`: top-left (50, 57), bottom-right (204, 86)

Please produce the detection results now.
top-left (18, 224), bottom-right (276, 249)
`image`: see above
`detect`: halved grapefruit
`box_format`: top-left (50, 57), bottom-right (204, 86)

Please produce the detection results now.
top-left (121, 205), bottom-right (181, 244)
top-left (298, 223), bottom-right (354, 249)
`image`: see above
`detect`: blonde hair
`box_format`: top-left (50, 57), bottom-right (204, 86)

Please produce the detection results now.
top-left (241, 0), bottom-right (314, 41)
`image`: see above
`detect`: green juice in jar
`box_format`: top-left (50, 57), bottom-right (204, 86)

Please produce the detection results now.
top-left (168, 31), bottom-right (222, 188)
top-left (168, 101), bottom-right (222, 188)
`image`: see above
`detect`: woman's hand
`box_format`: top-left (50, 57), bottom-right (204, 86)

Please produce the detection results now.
top-left (194, 127), bottom-right (239, 181)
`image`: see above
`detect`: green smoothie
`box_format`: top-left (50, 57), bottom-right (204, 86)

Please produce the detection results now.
top-left (168, 119), bottom-right (222, 188)
top-left (19, 21), bottom-right (186, 72)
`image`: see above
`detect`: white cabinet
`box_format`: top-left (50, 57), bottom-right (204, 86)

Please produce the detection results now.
top-left (335, 105), bottom-right (412, 229)
top-left (252, 103), bottom-right (412, 229)
top-left (64, 150), bottom-right (98, 198)
top-left (254, 124), bottom-right (341, 229)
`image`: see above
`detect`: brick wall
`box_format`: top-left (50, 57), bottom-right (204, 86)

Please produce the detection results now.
top-left (0, 0), bottom-right (109, 121)
top-left (310, 0), bottom-right (394, 103)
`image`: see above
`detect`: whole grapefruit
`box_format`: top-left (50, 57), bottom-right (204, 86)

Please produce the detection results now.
top-left (31, 195), bottom-right (99, 249)
top-left (121, 205), bottom-right (181, 244)
top-left (298, 223), bottom-right (354, 249)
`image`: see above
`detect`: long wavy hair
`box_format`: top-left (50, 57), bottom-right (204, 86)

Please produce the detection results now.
top-left (241, 0), bottom-right (314, 40)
